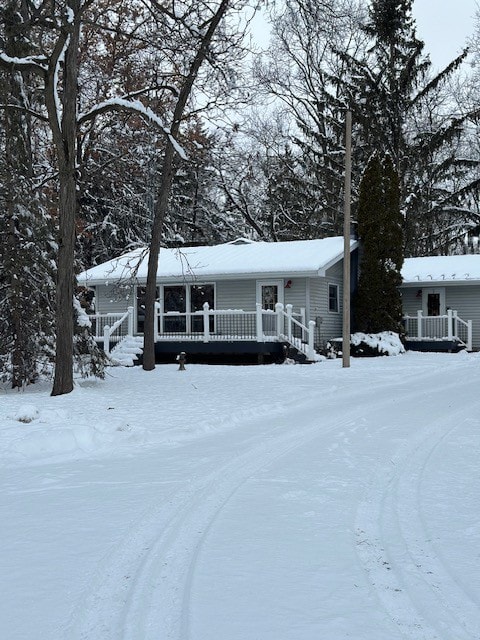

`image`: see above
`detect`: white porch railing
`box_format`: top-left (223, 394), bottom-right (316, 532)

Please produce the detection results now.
top-left (90, 307), bottom-right (135, 356)
top-left (403, 309), bottom-right (472, 351)
top-left (92, 303), bottom-right (317, 360)
top-left (153, 302), bottom-right (317, 359)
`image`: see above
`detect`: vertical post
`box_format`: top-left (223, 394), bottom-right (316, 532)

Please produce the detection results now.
top-left (308, 320), bottom-right (316, 360)
top-left (417, 310), bottom-right (423, 338)
top-left (256, 303), bottom-right (263, 342)
top-left (154, 302), bottom-right (159, 342)
top-left (342, 109), bottom-right (352, 369)
top-left (202, 302), bottom-right (210, 343)
top-left (447, 309), bottom-right (453, 340)
top-left (300, 307), bottom-right (306, 341)
top-left (286, 304), bottom-right (293, 342)
top-left (103, 325), bottom-right (110, 356)
top-left (467, 320), bottom-right (473, 351)
top-left (127, 306), bottom-right (134, 336)
top-left (275, 302), bottom-right (284, 337)
top-left (94, 314), bottom-right (101, 339)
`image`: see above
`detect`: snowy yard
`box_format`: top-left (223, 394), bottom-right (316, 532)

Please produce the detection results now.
top-left (1, 352), bottom-right (479, 640)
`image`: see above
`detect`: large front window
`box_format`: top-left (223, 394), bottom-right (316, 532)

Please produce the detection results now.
top-left (137, 283), bottom-right (215, 334)
top-left (136, 286), bottom-right (159, 332)
top-left (191, 284), bottom-right (215, 332)
top-left (164, 285), bottom-right (187, 332)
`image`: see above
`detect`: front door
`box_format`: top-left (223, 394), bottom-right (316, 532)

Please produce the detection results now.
top-left (422, 288), bottom-right (445, 317)
top-left (257, 280), bottom-right (284, 334)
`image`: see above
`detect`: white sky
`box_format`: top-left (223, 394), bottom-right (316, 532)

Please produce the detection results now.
top-left (412, 0), bottom-right (478, 69)
top-left (251, 1), bottom-right (479, 71)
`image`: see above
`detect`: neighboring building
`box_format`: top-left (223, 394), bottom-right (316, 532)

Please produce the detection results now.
top-left (401, 255), bottom-right (480, 351)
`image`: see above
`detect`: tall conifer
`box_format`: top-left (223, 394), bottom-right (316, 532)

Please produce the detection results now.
top-left (355, 153), bottom-right (404, 334)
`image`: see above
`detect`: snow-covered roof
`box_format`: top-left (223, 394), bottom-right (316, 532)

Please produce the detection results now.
top-left (78, 237), bottom-right (357, 285)
top-left (402, 255), bottom-right (480, 284)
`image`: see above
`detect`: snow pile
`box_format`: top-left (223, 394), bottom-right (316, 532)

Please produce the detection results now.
top-left (7, 404), bottom-right (39, 424)
top-left (0, 366), bottom-right (305, 466)
top-left (351, 331), bottom-right (405, 356)
top-left (2, 403), bottom-right (145, 464)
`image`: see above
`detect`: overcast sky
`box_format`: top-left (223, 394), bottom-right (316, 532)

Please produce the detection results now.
top-left (250, 1), bottom-right (478, 71)
top-left (412, 0), bottom-right (477, 69)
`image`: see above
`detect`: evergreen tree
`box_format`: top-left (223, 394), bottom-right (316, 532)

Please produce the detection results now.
top-left (341, 0), bottom-right (478, 254)
top-left (257, 0), bottom-right (478, 253)
top-left (0, 0), bottom-right (56, 388)
top-left (355, 153), bottom-right (404, 334)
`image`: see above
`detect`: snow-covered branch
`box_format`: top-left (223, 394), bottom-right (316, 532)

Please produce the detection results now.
top-left (0, 52), bottom-right (48, 74)
top-left (78, 97), bottom-right (188, 160)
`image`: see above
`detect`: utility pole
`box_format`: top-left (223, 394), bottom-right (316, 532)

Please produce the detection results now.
top-left (342, 110), bottom-right (352, 368)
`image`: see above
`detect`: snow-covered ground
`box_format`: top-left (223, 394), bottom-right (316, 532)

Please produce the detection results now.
top-left (1, 352), bottom-right (479, 640)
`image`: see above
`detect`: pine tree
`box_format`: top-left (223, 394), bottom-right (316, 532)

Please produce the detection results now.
top-left (0, 0), bottom-right (56, 388)
top-left (342, 0), bottom-right (478, 254)
top-left (355, 153), bottom-right (404, 334)
top-left (257, 0), bottom-right (479, 254)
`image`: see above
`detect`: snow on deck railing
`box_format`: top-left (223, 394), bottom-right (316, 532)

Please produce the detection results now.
top-left (151, 303), bottom-right (317, 359)
top-left (92, 304), bottom-right (317, 359)
top-left (91, 307), bottom-right (134, 356)
top-left (275, 303), bottom-right (316, 360)
top-left (403, 310), bottom-right (472, 351)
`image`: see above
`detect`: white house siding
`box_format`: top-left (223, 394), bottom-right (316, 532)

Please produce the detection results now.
top-left (309, 261), bottom-right (344, 345)
top-left (284, 278), bottom-right (308, 315)
top-left (401, 284), bottom-right (480, 350)
top-left (216, 280), bottom-right (256, 311)
top-left (214, 278), bottom-right (309, 337)
top-left (400, 287), bottom-right (422, 316)
top-left (95, 283), bottom-right (134, 314)
top-left (216, 278), bottom-right (308, 313)
top-left (443, 285), bottom-right (480, 349)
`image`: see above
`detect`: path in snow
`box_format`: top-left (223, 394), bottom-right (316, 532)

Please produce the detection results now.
top-left (61, 361), bottom-right (480, 640)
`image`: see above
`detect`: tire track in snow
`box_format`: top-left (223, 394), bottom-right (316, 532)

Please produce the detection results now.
top-left (65, 365), bottom-right (478, 640)
top-left (68, 405), bottom-right (361, 640)
top-left (355, 395), bottom-right (480, 639)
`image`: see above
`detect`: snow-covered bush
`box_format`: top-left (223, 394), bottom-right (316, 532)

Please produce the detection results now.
top-left (329, 332), bottom-right (405, 357)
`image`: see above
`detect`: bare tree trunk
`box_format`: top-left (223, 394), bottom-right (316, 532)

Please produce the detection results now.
top-left (51, 171), bottom-right (77, 395)
top-left (142, 143), bottom-right (176, 370)
top-left (142, 0), bottom-right (232, 370)
top-left (50, 1), bottom-right (81, 395)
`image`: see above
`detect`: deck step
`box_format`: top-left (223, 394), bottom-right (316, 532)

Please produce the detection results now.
top-left (109, 336), bottom-right (144, 367)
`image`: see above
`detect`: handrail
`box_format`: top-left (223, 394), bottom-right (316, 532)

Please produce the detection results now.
top-left (275, 303), bottom-right (316, 360)
top-left (101, 307), bottom-right (134, 356)
top-left (93, 304), bottom-right (318, 359)
top-left (403, 309), bottom-right (472, 351)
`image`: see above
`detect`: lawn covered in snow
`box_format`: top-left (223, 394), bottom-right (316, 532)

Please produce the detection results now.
top-left (1, 352), bottom-right (479, 639)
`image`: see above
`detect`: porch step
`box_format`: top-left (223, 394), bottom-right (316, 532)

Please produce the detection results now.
top-left (109, 336), bottom-right (144, 367)
top-left (283, 343), bottom-right (316, 364)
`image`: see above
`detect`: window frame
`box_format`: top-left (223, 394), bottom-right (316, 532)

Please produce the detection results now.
top-left (328, 283), bottom-right (339, 314)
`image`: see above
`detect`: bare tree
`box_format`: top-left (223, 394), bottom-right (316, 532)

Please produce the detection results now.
top-left (0, 0), bottom-right (91, 394)
top-left (0, 0), bottom-right (255, 389)
top-left (141, 0), bottom-right (252, 370)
